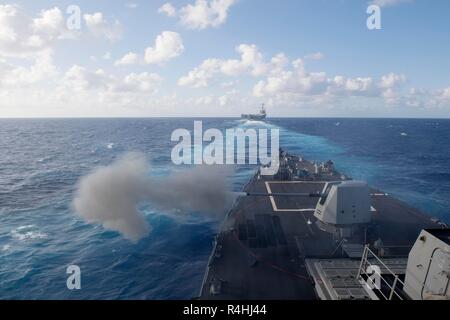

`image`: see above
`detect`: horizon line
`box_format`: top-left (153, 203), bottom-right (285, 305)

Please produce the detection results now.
top-left (0, 116), bottom-right (449, 120)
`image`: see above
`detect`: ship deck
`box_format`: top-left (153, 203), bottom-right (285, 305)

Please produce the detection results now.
top-left (199, 158), bottom-right (441, 300)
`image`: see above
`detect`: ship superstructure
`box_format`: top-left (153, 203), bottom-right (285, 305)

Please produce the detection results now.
top-left (241, 104), bottom-right (267, 121)
top-left (199, 149), bottom-right (450, 300)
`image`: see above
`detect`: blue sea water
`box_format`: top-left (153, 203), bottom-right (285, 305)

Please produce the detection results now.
top-left (0, 118), bottom-right (449, 300)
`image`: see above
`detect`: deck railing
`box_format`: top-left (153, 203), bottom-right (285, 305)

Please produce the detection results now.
top-left (356, 245), bottom-right (406, 300)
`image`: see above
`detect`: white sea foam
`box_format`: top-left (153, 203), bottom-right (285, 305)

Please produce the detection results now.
top-left (242, 120), bottom-right (265, 126)
top-left (37, 155), bottom-right (55, 163)
top-left (11, 226), bottom-right (48, 241)
top-left (17, 225), bottom-right (35, 230)
top-left (238, 120), bottom-right (276, 130)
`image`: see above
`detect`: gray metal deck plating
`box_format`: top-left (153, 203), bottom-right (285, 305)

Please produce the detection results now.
top-left (199, 157), bottom-right (440, 300)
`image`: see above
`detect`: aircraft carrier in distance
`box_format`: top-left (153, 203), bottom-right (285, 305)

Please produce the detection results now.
top-left (241, 104), bottom-right (267, 121)
top-left (199, 149), bottom-right (450, 300)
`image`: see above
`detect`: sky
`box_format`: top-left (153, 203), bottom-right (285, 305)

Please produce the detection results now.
top-left (0, 0), bottom-right (449, 118)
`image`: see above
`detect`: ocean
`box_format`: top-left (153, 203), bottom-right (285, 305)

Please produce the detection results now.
top-left (0, 118), bottom-right (449, 299)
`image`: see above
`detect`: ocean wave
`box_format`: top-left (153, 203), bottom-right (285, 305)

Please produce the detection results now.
top-left (1, 118), bottom-right (449, 299)
top-left (237, 119), bottom-right (276, 129)
top-left (37, 155), bottom-right (56, 163)
top-left (17, 224), bottom-right (35, 230)
top-left (11, 225), bottom-right (48, 241)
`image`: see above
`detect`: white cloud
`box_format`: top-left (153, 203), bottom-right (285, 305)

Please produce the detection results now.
top-left (0, 5), bottom-right (121, 61)
top-left (62, 65), bottom-right (111, 92)
top-left (343, 77), bottom-right (374, 93)
top-left (1, 3), bottom-right (448, 118)
top-left (32, 7), bottom-right (65, 36)
top-left (0, 5), bottom-right (18, 44)
top-left (60, 66), bottom-right (162, 95)
top-left (23, 66), bottom-right (164, 114)
top-left (83, 12), bottom-right (123, 41)
top-left (384, 85), bottom-right (450, 109)
top-left (113, 32), bottom-right (184, 67)
top-left (304, 52), bottom-right (325, 60)
top-left (440, 87), bottom-right (450, 99)
top-left (160, 0), bottom-right (236, 30)
top-left (425, 87), bottom-right (450, 108)
top-left (178, 44), bottom-right (288, 88)
top-left (113, 72), bottom-right (163, 94)
top-left (379, 72), bottom-right (406, 89)
top-left (253, 59), bottom-right (330, 97)
top-left (221, 44), bottom-right (264, 76)
top-left (144, 31), bottom-right (184, 64)
top-left (218, 89), bottom-right (239, 106)
top-left (194, 95), bottom-right (214, 105)
top-left (267, 53), bottom-right (290, 76)
top-left (251, 55), bottom-right (410, 107)
top-left (178, 58), bottom-right (222, 88)
top-left (158, 3), bottom-right (177, 17)
top-left (0, 5), bottom-right (71, 57)
top-left (180, 0), bottom-right (236, 30)
top-left (0, 49), bottom-right (58, 86)
top-left (370, 0), bottom-right (413, 7)
top-left (115, 52), bottom-right (140, 66)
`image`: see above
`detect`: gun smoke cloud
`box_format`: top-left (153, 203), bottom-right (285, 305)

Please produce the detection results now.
top-left (73, 152), bottom-right (234, 243)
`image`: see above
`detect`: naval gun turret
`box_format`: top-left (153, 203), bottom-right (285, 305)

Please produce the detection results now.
top-left (244, 180), bottom-right (372, 240)
top-left (314, 181), bottom-right (372, 239)
top-left (314, 181), bottom-right (371, 226)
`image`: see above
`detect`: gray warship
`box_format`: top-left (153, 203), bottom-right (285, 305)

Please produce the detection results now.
top-left (199, 149), bottom-right (450, 300)
top-left (241, 104), bottom-right (267, 121)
